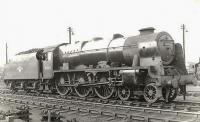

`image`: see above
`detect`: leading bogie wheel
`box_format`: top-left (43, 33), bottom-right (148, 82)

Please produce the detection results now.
top-left (143, 83), bottom-right (161, 103)
top-left (162, 86), bottom-right (177, 102)
top-left (117, 86), bottom-right (131, 101)
top-left (56, 74), bottom-right (72, 96)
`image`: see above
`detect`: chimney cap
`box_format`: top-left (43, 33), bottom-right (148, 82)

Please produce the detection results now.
top-left (139, 27), bottom-right (155, 32)
top-left (93, 37), bottom-right (103, 41)
top-left (139, 27), bottom-right (155, 35)
top-left (112, 33), bottom-right (124, 40)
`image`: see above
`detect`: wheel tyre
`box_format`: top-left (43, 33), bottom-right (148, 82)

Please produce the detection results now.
top-left (162, 86), bottom-right (177, 102)
top-left (143, 83), bottom-right (161, 103)
top-left (94, 85), bottom-right (115, 99)
top-left (75, 86), bottom-right (92, 98)
top-left (10, 82), bottom-right (17, 93)
top-left (74, 73), bottom-right (92, 98)
top-left (117, 87), bottom-right (131, 101)
top-left (56, 74), bottom-right (71, 96)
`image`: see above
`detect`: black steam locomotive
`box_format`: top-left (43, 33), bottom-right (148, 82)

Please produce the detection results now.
top-left (3, 27), bottom-right (195, 103)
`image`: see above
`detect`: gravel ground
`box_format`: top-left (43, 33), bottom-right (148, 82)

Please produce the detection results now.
top-left (0, 81), bottom-right (200, 122)
top-left (176, 84), bottom-right (200, 102)
top-left (0, 102), bottom-right (127, 122)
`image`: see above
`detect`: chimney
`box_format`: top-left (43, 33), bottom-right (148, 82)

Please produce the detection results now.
top-left (139, 27), bottom-right (155, 35)
top-left (112, 33), bottom-right (124, 40)
top-left (93, 37), bottom-right (103, 41)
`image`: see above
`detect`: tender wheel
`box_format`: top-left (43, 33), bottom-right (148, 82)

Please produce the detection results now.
top-left (94, 76), bottom-right (114, 99)
top-left (23, 83), bottom-right (31, 93)
top-left (56, 74), bottom-right (72, 96)
top-left (162, 86), bottom-right (177, 102)
top-left (9, 81), bottom-right (17, 92)
top-left (74, 73), bottom-right (92, 97)
top-left (143, 83), bottom-right (161, 103)
top-left (118, 86), bottom-right (131, 101)
top-left (34, 81), bottom-right (42, 94)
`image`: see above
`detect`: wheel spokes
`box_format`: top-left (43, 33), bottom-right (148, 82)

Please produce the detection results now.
top-left (162, 86), bottom-right (177, 102)
top-left (56, 74), bottom-right (71, 96)
top-left (74, 73), bottom-right (92, 97)
top-left (75, 86), bottom-right (92, 97)
top-left (143, 83), bottom-right (160, 103)
top-left (117, 87), bottom-right (131, 101)
top-left (56, 85), bottom-right (71, 96)
top-left (94, 84), bottom-right (114, 99)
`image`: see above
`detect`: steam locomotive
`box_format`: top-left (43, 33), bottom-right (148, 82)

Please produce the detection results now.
top-left (3, 27), bottom-right (195, 103)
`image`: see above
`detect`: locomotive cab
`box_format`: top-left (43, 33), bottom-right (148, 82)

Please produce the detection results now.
top-left (37, 43), bottom-right (66, 80)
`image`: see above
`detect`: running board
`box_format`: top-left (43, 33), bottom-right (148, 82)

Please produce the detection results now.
top-left (58, 81), bottom-right (123, 87)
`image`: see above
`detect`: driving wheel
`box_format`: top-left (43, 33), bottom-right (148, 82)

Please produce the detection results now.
top-left (74, 73), bottom-right (92, 97)
top-left (94, 76), bottom-right (114, 99)
top-left (56, 74), bottom-right (72, 96)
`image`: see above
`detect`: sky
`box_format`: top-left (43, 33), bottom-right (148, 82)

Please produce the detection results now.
top-left (0, 0), bottom-right (200, 66)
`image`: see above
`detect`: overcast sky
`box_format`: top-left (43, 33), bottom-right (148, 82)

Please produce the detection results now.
top-left (0, 0), bottom-right (200, 66)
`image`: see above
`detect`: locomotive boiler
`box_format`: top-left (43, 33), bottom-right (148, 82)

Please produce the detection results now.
top-left (3, 27), bottom-right (195, 103)
top-left (60, 27), bottom-right (174, 68)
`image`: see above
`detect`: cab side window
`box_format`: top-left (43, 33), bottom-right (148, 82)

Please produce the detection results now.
top-left (44, 53), bottom-right (47, 61)
top-left (47, 52), bottom-right (52, 61)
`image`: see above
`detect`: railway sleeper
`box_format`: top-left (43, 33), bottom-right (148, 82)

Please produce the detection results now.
top-left (1, 92), bottom-right (200, 122)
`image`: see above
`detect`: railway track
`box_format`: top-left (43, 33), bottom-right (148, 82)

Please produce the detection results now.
top-left (2, 89), bottom-right (200, 113)
top-left (0, 89), bottom-right (200, 121)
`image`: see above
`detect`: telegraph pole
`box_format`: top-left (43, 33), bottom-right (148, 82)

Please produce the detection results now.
top-left (181, 24), bottom-right (188, 101)
top-left (67, 27), bottom-right (74, 44)
top-left (181, 24), bottom-right (188, 63)
top-left (6, 43), bottom-right (8, 64)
